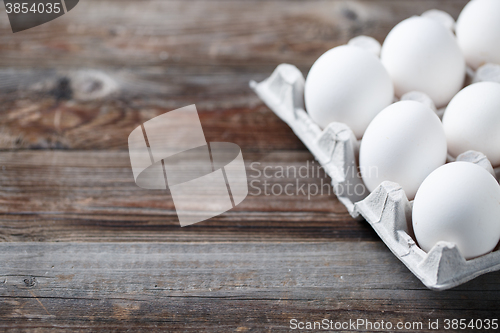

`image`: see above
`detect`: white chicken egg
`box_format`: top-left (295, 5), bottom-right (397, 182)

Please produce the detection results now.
top-left (456, 0), bottom-right (500, 70)
top-left (413, 162), bottom-right (500, 259)
top-left (359, 101), bottom-right (447, 199)
top-left (380, 16), bottom-right (466, 107)
top-left (442, 81), bottom-right (500, 167)
top-left (304, 45), bottom-right (394, 139)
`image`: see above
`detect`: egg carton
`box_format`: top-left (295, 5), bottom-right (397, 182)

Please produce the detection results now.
top-left (250, 63), bottom-right (500, 291)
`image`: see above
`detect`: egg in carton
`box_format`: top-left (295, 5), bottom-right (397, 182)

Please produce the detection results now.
top-left (249, 28), bottom-right (500, 290)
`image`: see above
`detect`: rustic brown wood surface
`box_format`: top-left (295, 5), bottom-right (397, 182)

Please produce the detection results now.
top-left (2, 242), bottom-right (500, 332)
top-left (1, 0), bottom-right (499, 331)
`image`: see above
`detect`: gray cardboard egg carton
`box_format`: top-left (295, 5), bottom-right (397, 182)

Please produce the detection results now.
top-left (250, 58), bottom-right (500, 291)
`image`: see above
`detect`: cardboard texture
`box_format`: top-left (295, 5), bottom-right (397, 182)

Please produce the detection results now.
top-left (250, 55), bottom-right (500, 290)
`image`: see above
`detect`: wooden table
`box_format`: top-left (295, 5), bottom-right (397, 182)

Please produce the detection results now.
top-left (1, 0), bottom-right (499, 331)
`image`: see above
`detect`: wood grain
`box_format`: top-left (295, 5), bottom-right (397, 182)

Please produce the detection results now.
top-left (1, 0), bottom-right (498, 330)
top-left (0, 150), bottom-right (379, 242)
top-left (0, 92), bottom-right (306, 151)
top-left (0, 0), bottom-right (470, 69)
top-left (1, 242), bottom-right (499, 331)
top-left (0, 0), bottom-right (469, 150)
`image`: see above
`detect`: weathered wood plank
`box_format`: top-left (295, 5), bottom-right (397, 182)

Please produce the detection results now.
top-left (0, 89), bottom-right (304, 150)
top-left (0, 0), bottom-right (469, 150)
top-left (1, 1), bottom-right (494, 330)
top-left (1, 242), bottom-right (499, 331)
top-left (0, 150), bottom-right (379, 242)
top-left (0, 0), bottom-right (469, 69)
